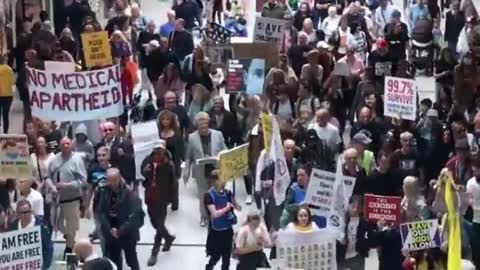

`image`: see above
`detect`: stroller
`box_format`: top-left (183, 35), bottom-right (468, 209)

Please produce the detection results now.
top-left (129, 90), bottom-right (157, 123)
top-left (410, 16), bottom-right (434, 75)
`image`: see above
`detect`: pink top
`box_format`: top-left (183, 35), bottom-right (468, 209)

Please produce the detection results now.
top-left (154, 76), bottom-right (185, 102)
top-left (338, 55), bottom-right (365, 78)
top-left (235, 223), bottom-right (271, 249)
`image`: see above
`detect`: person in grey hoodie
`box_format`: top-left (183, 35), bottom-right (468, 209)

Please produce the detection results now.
top-left (48, 136), bottom-right (87, 256)
top-left (72, 123), bottom-right (95, 168)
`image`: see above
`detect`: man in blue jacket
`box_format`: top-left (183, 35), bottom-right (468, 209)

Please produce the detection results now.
top-left (9, 200), bottom-right (53, 270)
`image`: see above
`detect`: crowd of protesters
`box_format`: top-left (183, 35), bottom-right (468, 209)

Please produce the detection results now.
top-left (0, 0), bottom-right (480, 269)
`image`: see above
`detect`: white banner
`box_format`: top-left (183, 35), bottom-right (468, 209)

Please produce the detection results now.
top-left (27, 65), bottom-right (124, 121)
top-left (131, 120), bottom-right (159, 180)
top-left (277, 230), bottom-right (337, 270)
top-left (384, 76), bottom-right (417, 121)
top-left (0, 226), bottom-right (43, 269)
top-left (254, 16), bottom-right (288, 43)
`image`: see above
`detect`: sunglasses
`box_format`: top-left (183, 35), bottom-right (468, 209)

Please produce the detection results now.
top-left (104, 128), bottom-right (114, 132)
top-left (19, 210), bottom-right (31, 215)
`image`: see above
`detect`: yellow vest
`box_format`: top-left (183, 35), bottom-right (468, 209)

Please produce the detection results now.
top-left (360, 150), bottom-right (374, 176)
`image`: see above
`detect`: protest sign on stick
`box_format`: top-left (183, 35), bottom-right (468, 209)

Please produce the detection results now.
top-left (27, 65), bottom-right (124, 121)
top-left (81, 31), bottom-right (113, 68)
top-left (384, 76), bottom-right (417, 121)
top-left (219, 143), bottom-right (249, 181)
top-left (0, 226), bottom-right (43, 269)
top-left (400, 219), bottom-right (441, 251)
top-left (0, 134), bottom-right (31, 178)
top-left (254, 16), bottom-right (288, 43)
top-left (364, 194), bottom-right (402, 224)
top-left (131, 121), bottom-right (159, 180)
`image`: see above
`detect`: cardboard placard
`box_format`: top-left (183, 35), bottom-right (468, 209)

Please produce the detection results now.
top-left (81, 31), bottom-right (113, 68)
top-left (384, 76), bottom-right (417, 121)
top-left (219, 143), bottom-right (249, 181)
top-left (254, 16), bottom-right (288, 43)
top-left (400, 219), bottom-right (442, 251)
top-left (364, 194), bottom-right (402, 224)
top-left (0, 226), bottom-right (43, 269)
top-left (0, 134), bottom-right (31, 178)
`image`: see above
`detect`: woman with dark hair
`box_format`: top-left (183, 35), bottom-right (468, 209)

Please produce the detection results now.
top-left (280, 165), bottom-right (312, 228)
top-left (155, 62), bottom-right (185, 105)
top-left (183, 47), bottom-right (213, 106)
top-left (285, 205), bottom-right (320, 232)
top-left (294, 3), bottom-right (313, 32)
top-left (157, 110), bottom-right (184, 210)
top-left (59, 27), bottom-right (78, 61)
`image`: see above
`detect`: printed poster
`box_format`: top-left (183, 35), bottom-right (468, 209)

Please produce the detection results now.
top-left (219, 143), bottom-right (249, 181)
top-left (81, 31), bottom-right (113, 68)
top-left (27, 65), bottom-right (124, 121)
top-left (0, 134), bottom-right (31, 179)
top-left (277, 230), bottom-right (337, 270)
top-left (226, 59), bottom-right (265, 94)
top-left (131, 121), bottom-right (159, 180)
top-left (207, 45), bottom-right (233, 67)
top-left (364, 194), bottom-right (402, 224)
top-left (400, 219), bottom-right (441, 251)
top-left (384, 76), bottom-right (417, 121)
top-left (0, 226), bottom-right (43, 269)
top-left (254, 16), bottom-right (288, 43)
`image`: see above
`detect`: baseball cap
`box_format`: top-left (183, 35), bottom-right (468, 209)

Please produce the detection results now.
top-left (376, 38), bottom-right (389, 49)
top-left (352, 132), bottom-right (372, 145)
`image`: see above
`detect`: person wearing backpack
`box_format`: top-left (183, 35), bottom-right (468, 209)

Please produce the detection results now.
top-left (204, 175), bottom-right (242, 270)
top-left (97, 168), bottom-right (144, 270)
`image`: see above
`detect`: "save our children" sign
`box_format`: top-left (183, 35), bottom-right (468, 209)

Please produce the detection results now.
top-left (0, 226), bottom-right (43, 270)
top-left (254, 16), bottom-right (288, 43)
top-left (400, 219), bottom-right (441, 251)
top-left (27, 65), bottom-right (124, 121)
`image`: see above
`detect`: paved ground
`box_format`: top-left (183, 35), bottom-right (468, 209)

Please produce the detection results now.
top-left (8, 0), bottom-right (441, 268)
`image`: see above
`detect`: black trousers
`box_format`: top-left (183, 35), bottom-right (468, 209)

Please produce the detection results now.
top-left (237, 251), bottom-right (270, 270)
top-left (105, 235), bottom-right (140, 270)
top-left (147, 203), bottom-right (173, 254)
top-left (0, 96), bottom-right (13, 133)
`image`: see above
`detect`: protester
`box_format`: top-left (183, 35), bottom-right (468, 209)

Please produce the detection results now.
top-left (74, 238), bottom-right (118, 270)
top-left (16, 177), bottom-right (44, 216)
top-left (280, 165), bottom-right (311, 227)
top-left (169, 19), bottom-right (194, 62)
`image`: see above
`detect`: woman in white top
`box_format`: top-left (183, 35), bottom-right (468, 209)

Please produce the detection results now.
top-left (320, 6), bottom-right (341, 41)
top-left (234, 212), bottom-right (272, 270)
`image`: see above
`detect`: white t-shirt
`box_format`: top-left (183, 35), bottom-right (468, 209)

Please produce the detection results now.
top-left (308, 122), bottom-right (342, 152)
top-left (345, 217), bottom-right (360, 259)
top-left (466, 177), bottom-right (480, 224)
top-left (19, 189), bottom-right (44, 216)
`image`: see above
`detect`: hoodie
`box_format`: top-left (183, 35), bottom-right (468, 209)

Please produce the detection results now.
top-left (73, 123), bottom-right (94, 167)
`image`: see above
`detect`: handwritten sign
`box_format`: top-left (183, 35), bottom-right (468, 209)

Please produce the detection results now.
top-left (0, 226), bottom-right (43, 269)
top-left (364, 194), bottom-right (402, 224)
top-left (254, 17), bottom-right (288, 43)
top-left (0, 134), bottom-right (31, 178)
top-left (81, 31), bottom-right (113, 68)
top-left (219, 143), bottom-right (249, 181)
top-left (400, 219), bottom-right (441, 251)
top-left (384, 76), bottom-right (417, 121)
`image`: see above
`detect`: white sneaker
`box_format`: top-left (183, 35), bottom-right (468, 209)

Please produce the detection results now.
top-left (245, 195), bottom-right (253, 205)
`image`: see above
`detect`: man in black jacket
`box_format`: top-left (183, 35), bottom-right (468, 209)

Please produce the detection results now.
top-left (141, 140), bottom-right (176, 266)
top-left (444, 1), bottom-right (465, 58)
top-left (173, 0), bottom-right (202, 31)
top-left (168, 19), bottom-right (194, 62)
top-left (209, 96), bottom-right (239, 149)
top-left (98, 168), bottom-right (143, 270)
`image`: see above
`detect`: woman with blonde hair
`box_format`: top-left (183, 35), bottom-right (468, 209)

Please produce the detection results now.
top-left (110, 30), bottom-right (132, 60)
top-left (157, 109), bottom-right (184, 210)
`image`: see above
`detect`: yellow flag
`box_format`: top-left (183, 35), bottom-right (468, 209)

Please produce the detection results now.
top-left (445, 174), bottom-right (461, 270)
top-left (261, 113), bottom-right (273, 152)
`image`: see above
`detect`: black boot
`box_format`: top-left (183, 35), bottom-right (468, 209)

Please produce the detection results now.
top-left (162, 236), bottom-right (176, 252)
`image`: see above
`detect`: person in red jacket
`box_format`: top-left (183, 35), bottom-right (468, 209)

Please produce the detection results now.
top-left (120, 56), bottom-right (139, 107)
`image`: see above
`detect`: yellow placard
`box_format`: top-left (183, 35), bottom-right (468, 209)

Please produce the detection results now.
top-left (261, 113), bottom-right (272, 152)
top-left (219, 144), bottom-right (249, 181)
top-left (81, 31), bottom-right (113, 68)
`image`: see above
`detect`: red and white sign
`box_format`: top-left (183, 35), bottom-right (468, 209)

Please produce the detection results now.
top-left (384, 76), bottom-right (417, 121)
top-left (364, 194), bottom-right (402, 224)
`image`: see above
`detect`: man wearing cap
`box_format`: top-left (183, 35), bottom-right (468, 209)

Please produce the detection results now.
top-left (384, 9), bottom-right (409, 62)
top-left (141, 139), bottom-right (176, 266)
top-left (351, 132), bottom-right (376, 176)
top-left (446, 139), bottom-right (473, 186)
top-left (368, 37), bottom-right (396, 80)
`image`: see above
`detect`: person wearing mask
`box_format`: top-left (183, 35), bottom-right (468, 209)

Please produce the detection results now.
top-left (48, 137), bottom-right (87, 255)
top-left (74, 238), bottom-right (118, 270)
top-left (209, 95), bottom-right (238, 149)
top-left (205, 177), bottom-right (241, 270)
top-left (374, 0), bottom-right (397, 37)
top-left (96, 121), bottom-right (136, 188)
top-left (184, 112), bottom-right (227, 226)
top-left (384, 10), bottom-right (409, 63)
top-left (280, 165), bottom-right (311, 228)
top-left (16, 177), bottom-right (44, 216)
top-left (320, 6), bottom-right (341, 41)
top-left (173, 0), bottom-right (202, 32)
top-left (141, 140), bottom-right (176, 266)
top-left (262, 0), bottom-right (289, 19)
top-left (136, 20), bottom-right (160, 91)
top-left (160, 10), bottom-right (176, 38)
top-left (72, 123), bottom-right (95, 168)
top-left (444, 1), bottom-right (465, 58)
top-left (390, 132), bottom-right (425, 185)
top-left (234, 212), bottom-right (272, 269)
top-left (446, 139), bottom-right (473, 186)
top-left (308, 108), bottom-right (342, 155)
top-left (351, 132), bottom-right (376, 176)
top-left (408, 0), bottom-right (430, 32)
top-left (97, 168), bottom-right (142, 270)
top-left (168, 19), bottom-right (194, 62)
top-left (0, 55), bottom-right (14, 134)
top-left (10, 200), bottom-right (53, 269)
top-left (366, 152), bottom-right (403, 196)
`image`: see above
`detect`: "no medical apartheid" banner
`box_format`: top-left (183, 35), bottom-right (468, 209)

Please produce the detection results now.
top-left (0, 226), bottom-right (43, 270)
top-left (27, 65), bottom-right (124, 121)
top-left (400, 219), bottom-right (441, 251)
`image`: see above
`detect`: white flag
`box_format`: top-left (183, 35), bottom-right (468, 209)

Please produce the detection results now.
top-left (328, 156), bottom-right (347, 238)
top-left (270, 118), bottom-right (291, 206)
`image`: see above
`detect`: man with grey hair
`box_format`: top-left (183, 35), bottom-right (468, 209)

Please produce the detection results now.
top-left (184, 111), bottom-right (227, 227)
top-left (97, 168), bottom-right (143, 270)
top-left (391, 131), bottom-right (424, 184)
